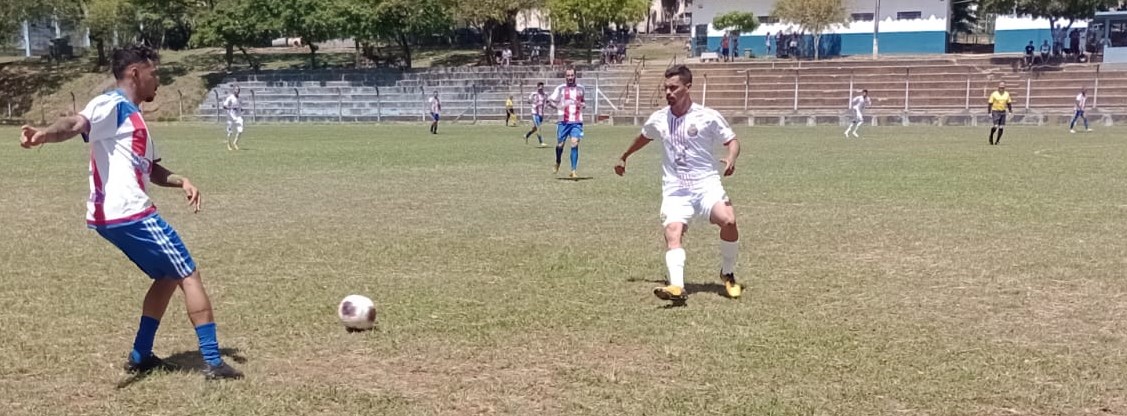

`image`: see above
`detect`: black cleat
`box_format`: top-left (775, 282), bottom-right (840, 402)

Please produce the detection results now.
top-left (123, 354), bottom-right (176, 374)
top-left (202, 362), bottom-right (245, 380)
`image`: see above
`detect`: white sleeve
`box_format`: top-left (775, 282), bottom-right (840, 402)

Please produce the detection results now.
top-left (78, 96), bottom-right (120, 143)
top-left (640, 116), bottom-right (660, 141)
top-left (709, 111), bottom-right (736, 144)
top-left (548, 85), bottom-right (561, 103)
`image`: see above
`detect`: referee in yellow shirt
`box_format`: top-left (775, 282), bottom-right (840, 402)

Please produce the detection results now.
top-left (988, 82), bottom-right (1013, 145)
top-left (505, 95), bottom-right (516, 127)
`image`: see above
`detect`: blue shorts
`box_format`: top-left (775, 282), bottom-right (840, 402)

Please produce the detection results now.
top-left (533, 114), bottom-right (543, 126)
top-left (557, 122), bottom-right (584, 143)
top-left (95, 213), bottom-right (197, 279)
top-left (431, 113), bottom-right (440, 121)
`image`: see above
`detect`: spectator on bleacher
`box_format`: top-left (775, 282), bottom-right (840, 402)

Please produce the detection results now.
top-left (531, 44), bottom-right (542, 64)
top-left (776, 32), bottom-right (784, 58)
top-left (1069, 29), bottom-right (1081, 57)
top-left (765, 32), bottom-right (772, 57)
top-left (685, 40), bottom-right (693, 57)
top-left (502, 47), bottom-right (512, 67)
top-left (1040, 40), bottom-right (1050, 64)
top-left (617, 42), bottom-right (626, 64)
top-left (1024, 41), bottom-right (1035, 68)
top-left (788, 34), bottom-right (798, 59)
top-left (721, 33), bottom-right (731, 62)
top-left (732, 35), bottom-right (740, 60)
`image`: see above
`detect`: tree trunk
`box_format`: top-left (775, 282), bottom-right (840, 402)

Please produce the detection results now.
top-left (586, 26), bottom-right (595, 65)
top-left (507, 11), bottom-right (522, 59)
top-left (238, 46), bottom-right (260, 72)
top-left (814, 34), bottom-right (820, 60)
top-left (224, 43), bottom-right (234, 71)
top-left (397, 32), bottom-right (413, 69)
top-left (483, 22), bottom-right (496, 66)
top-left (308, 42), bottom-right (319, 68)
top-left (94, 37), bottom-right (107, 68)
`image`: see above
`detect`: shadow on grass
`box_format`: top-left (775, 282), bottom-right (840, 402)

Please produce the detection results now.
top-left (556, 176), bottom-right (595, 181)
top-left (115, 347), bottom-right (247, 389)
top-left (629, 277), bottom-right (730, 298)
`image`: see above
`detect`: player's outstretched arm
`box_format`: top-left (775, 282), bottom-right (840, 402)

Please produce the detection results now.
top-left (151, 162), bottom-right (201, 213)
top-left (720, 139), bottom-right (741, 177)
top-left (18, 116), bottom-right (89, 148)
top-left (614, 134), bottom-right (652, 176)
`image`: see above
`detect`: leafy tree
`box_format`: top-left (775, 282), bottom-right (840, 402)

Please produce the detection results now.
top-left (982, 0), bottom-right (1117, 36)
top-left (344, 0), bottom-right (451, 69)
top-left (549, 0), bottom-right (648, 64)
top-left (771, 0), bottom-right (848, 60)
top-left (86, 0), bottom-right (136, 66)
top-left (951, 0), bottom-right (979, 35)
top-left (193, 0), bottom-right (276, 71)
top-left (713, 11), bottom-right (760, 34)
top-left (455, 0), bottom-right (540, 65)
top-left (271, 0), bottom-right (347, 68)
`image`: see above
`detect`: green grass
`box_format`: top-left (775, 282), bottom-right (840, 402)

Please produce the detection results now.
top-left (3, 123), bottom-right (1127, 415)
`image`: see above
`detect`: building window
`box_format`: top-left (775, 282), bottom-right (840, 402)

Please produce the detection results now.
top-left (759, 16), bottom-right (779, 24)
top-left (851, 13), bottom-right (874, 21)
top-left (897, 11), bottom-right (922, 20)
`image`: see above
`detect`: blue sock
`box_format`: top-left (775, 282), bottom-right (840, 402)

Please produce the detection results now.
top-left (130, 316), bottom-right (160, 364)
top-left (555, 145), bottom-right (563, 165)
top-left (194, 322), bottom-right (223, 367)
top-left (570, 146), bottom-right (579, 171)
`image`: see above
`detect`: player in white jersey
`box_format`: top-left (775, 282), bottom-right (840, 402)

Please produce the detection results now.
top-left (428, 92), bottom-right (441, 134)
top-left (524, 82), bottom-right (547, 146)
top-left (844, 89), bottom-right (870, 138)
top-left (1070, 87), bottom-right (1091, 133)
top-left (222, 85), bottom-right (244, 150)
top-left (614, 65), bottom-right (744, 304)
top-left (547, 68), bottom-right (586, 178)
top-left (18, 44), bottom-right (243, 380)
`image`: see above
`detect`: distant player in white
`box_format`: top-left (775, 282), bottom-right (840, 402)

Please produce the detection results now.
top-left (614, 65), bottom-right (744, 304)
top-left (1069, 87), bottom-right (1091, 133)
top-left (844, 89), bottom-right (870, 138)
top-left (428, 92), bottom-right (441, 134)
top-left (222, 85), bottom-right (244, 150)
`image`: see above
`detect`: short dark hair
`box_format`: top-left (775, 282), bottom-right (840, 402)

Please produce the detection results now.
top-left (861, 89), bottom-right (868, 93)
top-left (537, 82), bottom-right (544, 87)
top-left (664, 65), bottom-right (693, 85)
top-left (111, 44), bottom-right (160, 80)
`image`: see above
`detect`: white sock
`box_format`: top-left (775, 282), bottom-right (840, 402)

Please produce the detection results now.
top-left (233, 133), bottom-right (241, 146)
top-left (720, 240), bottom-right (738, 275)
top-left (844, 124), bottom-right (853, 135)
top-left (665, 248), bottom-right (686, 288)
top-left (852, 123), bottom-right (861, 135)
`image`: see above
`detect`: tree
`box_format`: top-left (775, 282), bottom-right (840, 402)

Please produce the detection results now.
top-left (271, 0), bottom-right (346, 68)
top-left (549, 0), bottom-right (649, 64)
top-left (193, 0), bottom-right (276, 71)
top-left (713, 11), bottom-right (760, 34)
top-left (660, 0), bottom-right (679, 34)
top-left (951, 0), bottom-right (979, 35)
top-left (344, 0), bottom-right (451, 69)
top-left (771, 0), bottom-right (848, 60)
top-left (86, 0), bottom-right (136, 66)
top-left (982, 0), bottom-right (1117, 39)
top-left (129, 0), bottom-right (196, 49)
top-left (455, 0), bottom-right (540, 66)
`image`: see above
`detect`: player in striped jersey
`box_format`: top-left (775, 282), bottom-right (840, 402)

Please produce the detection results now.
top-left (614, 65), bottom-right (744, 305)
top-left (524, 82), bottom-right (547, 146)
top-left (547, 68), bottom-right (586, 178)
top-left (17, 45), bottom-right (243, 380)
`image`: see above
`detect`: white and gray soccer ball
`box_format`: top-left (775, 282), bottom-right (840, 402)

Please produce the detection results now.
top-left (338, 295), bottom-right (377, 332)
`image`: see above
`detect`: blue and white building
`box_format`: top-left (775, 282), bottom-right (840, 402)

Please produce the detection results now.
top-left (691, 0), bottom-right (1077, 56)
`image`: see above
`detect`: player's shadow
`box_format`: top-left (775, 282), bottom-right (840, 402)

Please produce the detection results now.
top-left (114, 347), bottom-right (247, 389)
top-left (557, 176), bottom-right (594, 182)
top-left (630, 278), bottom-right (731, 306)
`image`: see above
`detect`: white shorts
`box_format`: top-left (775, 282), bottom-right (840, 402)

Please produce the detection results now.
top-left (227, 116), bottom-right (244, 133)
top-left (660, 179), bottom-right (729, 226)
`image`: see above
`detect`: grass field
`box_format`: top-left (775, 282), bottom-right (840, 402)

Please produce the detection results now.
top-left (3, 122), bottom-right (1127, 415)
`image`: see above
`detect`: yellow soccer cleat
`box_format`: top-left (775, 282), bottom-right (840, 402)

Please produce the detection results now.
top-left (569, 171), bottom-right (578, 178)
top-left (721, 273), bottom-right (742, 299)
top-left (653, 285), bottom-right (687, 303)
top-left (553, 163), bottom-right (560, 174)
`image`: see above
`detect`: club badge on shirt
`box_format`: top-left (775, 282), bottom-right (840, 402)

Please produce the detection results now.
top-left (687, 124), bottom-right (698, 137)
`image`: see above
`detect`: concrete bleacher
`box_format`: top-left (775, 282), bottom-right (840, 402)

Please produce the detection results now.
top-left (198, 55), bottom-right (1127, 126)
top-left (616, 55), bottom-right (1127, 125)
top-left (197, 66), bottom-right (638, 123)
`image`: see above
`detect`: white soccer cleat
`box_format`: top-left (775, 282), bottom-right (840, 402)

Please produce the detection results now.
top-left (852, 132), bottom-right (860, 138)
top-left (1070, 129), bottom-right (1076, 133)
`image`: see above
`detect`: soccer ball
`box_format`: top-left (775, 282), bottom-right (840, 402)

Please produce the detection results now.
top-left (337, 295), bottom-right (377, 332)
